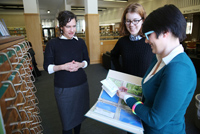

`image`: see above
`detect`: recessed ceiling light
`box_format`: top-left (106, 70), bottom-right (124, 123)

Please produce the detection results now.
top-left (47, 10), bottom-right (50, 13)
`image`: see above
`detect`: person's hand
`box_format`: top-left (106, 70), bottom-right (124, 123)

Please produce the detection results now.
top-left (62, 60), bottom-right (84, 72)
top-left (68, 60), bottom-right (84, 72)
top-left (117, 86), bottom-right (129, 99)
top-left (119, 86), bottom-right (128, 92)
top-left (70, 60), bottom-right (84, 72)
top-left (60, 60), bottom-right (84, 72)
top-left (61, 61), bottom-right (75, 72)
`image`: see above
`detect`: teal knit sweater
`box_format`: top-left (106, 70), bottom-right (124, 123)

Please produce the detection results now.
top-left (127, 53), bottom-right (197, 134)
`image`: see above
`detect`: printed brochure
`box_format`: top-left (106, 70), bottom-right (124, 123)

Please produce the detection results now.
top-left (85, 70), bottom-right (144, 134)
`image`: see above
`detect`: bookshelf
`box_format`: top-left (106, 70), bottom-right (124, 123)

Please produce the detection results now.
top-left (7, 27), bottom-right (26, 38)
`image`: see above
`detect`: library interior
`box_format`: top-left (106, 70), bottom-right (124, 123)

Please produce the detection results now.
top-left (0, 0), bottom-right (200, 134)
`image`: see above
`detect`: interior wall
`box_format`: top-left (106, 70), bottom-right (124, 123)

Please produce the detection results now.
top-left (99, 7), bottom-right (124, 24)
top-left (0, 14), bottom-right (25, 27)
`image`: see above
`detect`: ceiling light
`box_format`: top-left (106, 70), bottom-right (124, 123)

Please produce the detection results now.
top-left (47, 10), bottom-right (50, 13)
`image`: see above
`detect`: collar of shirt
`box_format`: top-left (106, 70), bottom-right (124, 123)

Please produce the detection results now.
top-left (129, 35), bottom-right (142, 41)
top-left (143, 45), bottom-right (184, 83)
top-left (59, 35), bottom-right (78, 40)
top-left (160, 45), bottom-right (184, 65)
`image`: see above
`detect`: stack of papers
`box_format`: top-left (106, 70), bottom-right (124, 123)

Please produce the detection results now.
top-left (101, 78), bottom-right (119, 97)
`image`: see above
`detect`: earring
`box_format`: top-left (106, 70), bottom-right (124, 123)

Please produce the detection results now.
top-left (60, 30), bottom-right (63, 34)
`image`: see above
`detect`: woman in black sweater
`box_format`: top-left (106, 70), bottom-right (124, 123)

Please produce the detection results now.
top-left (111, 3), bottom-right (154, 77)
top-left (43, 11), bottom-right (90, 134)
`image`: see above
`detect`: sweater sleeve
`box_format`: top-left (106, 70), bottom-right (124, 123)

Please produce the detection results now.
top-left (81, 39), bottom-right (90, 66)
top-left (135, 62), bottom-right (196, 129)
top-left (126, 97), bottom-right (137, 108)
top-left (43, 40), bottom-right (54, 72)
top-left (111, 39), bottom-right (122, 71)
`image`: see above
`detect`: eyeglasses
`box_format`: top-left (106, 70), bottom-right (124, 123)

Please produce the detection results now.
top-left (145, 31), bottom-right (154, 40)
top-left (125, 19), bottom-right (143, 25)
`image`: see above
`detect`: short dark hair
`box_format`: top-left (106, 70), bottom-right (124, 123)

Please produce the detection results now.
top-left (142, 4), bottom-right (186, 42)
top-left (119, 3), bottom-right (146, 36)
top-left (57, 10), bottom-right (77, 27)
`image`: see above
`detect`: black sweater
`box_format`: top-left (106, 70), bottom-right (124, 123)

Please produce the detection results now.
top-left (43, 37), bottom-right (90, 88)
top-left (111, 36), bottom-right (154, 77)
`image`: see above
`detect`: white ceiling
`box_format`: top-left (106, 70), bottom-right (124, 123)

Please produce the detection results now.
top-left (0, 0), bottom-right (148, 20)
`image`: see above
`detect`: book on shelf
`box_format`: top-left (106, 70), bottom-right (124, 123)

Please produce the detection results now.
top-left (85, 69), bottom-right (144, 134)
top-left (0, 19), bottom-right (10, 37)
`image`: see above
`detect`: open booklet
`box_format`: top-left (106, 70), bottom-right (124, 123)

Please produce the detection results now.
top-left (85, 70), bottom-right (144, 134)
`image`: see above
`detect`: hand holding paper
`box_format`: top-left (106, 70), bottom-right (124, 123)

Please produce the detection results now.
top-left (119, 86), bottom-right (128, 92)
top-left (85, 70), bottom-right (144, 134)
top-left (117, 86), bottom-right (129, 99)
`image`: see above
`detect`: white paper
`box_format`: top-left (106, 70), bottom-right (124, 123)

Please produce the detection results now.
top-left (101, 78), bottom-right (118, 93)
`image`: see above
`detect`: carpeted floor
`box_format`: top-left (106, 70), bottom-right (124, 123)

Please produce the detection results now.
top-left (34, 64), bottom-right (200, 134)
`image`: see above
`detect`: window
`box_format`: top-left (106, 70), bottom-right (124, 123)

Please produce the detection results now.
top-left (76, 19), bottom-right (85, 33)
top-left (186, 21), bottom-right (193, 34)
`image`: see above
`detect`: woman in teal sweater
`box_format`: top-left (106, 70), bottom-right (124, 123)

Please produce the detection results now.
top-left (117, 5), bottom-right (197, 134)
